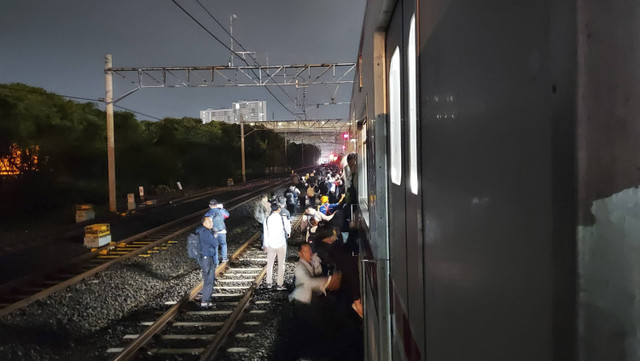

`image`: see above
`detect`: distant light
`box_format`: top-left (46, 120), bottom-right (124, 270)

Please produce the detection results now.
top-left (342, 132), bottom-right (350, 140)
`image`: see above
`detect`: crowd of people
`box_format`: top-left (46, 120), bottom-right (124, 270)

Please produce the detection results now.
top-left (273, 154), bottom-right (363, 361)
top-left (192, 153), bottom-right (362, 360)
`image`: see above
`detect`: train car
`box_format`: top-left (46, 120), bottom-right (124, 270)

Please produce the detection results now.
top-left (350, 0), bottom-right (640, 360)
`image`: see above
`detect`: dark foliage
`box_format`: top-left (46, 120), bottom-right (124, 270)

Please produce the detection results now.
top-left (0, 83), bottom-right (320, 223)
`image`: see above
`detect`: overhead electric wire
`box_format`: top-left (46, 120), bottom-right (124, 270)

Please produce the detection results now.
top-left (113, 105), bottom-right (163, 121)
top-left (193, 0), bottom-right (301, 112)
top-left (0, 84), bottom-right (99, 104)
top-left (0, 85), bottom-right (163, 121)
top-left (171, 0), bottom-right (303, 119)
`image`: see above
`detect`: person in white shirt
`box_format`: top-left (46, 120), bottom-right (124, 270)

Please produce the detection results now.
top-left (262, 202), bottom-right (291, 290)
top-left (290, 244), bottom-right (330, 304)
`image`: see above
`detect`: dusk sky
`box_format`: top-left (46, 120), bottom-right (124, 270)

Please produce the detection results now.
top-left (0, 0), bottom-right (366, 121)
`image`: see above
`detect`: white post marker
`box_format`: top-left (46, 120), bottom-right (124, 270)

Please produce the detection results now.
top-left (127, 193), bottom-right (135, 211)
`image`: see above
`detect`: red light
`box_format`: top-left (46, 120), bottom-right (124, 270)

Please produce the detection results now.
top-left (342, 145), bottom-right (346, 150)
top-left (342, 132), bottom-right (350, 140)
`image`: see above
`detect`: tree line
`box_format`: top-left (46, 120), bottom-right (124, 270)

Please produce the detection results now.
top-left (0, 83), bottom-right (320, 219)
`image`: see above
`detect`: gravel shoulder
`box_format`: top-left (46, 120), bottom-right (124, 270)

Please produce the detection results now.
top-left (0, 203), bottom-right (261, 361)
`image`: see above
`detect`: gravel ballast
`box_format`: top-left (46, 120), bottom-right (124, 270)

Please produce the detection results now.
top-left (0, 202), bottom-right (268, 361)
top-left (0, 197), bottom-right (363, 361)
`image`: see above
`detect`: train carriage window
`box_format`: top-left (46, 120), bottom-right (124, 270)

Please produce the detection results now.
top-left (389, 46), bottom-right (402, 185)
top-left (358, 120), bottom-right (369, 223)
top-left (408, 14), bottom-right (418, 195)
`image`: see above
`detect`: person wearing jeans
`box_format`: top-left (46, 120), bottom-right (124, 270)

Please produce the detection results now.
top-left (205, 199), bottom-right (230, 263)
top-left (195, 216), bottom-right (219, 307)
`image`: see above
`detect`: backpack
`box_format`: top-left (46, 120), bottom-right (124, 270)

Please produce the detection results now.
top-left (285, 192), bottom-right (295, 205)
top-left (187, 232), bottom-right (200, 259)
top-left (211, 212), bottom-right (223, 232)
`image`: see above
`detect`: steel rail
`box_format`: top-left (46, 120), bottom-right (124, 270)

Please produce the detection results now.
top-left (199, 267), bottom-right (268, 361)
top-left (114, 215), bottom-right (303, 361)
top-left (199, 215), bottom-right (303, 361)
top-left (92, 178), bottom-right (282, 253)
top-left (0, 179), bottom-right (275, 298)
top-left (113, 232), bottom-right (262, 361)
top-left (0, 178), bottom-right (289, 317)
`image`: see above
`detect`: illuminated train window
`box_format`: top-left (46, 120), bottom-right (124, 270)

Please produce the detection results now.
top-left (408, 14), bottom-right (418, 195)
top-left (359, 120), bottom-right (368, 218)
top-left (389, 46), bottom-right (402, 185)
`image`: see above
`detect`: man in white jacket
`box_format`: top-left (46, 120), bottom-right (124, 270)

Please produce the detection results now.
top-left (262, 202), bottom-right (291, 290)
top-left (290, 244), bottom-right (329, 304)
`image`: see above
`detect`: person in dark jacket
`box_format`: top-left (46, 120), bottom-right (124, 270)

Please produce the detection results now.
top-left (314, 226), bottom-right (361, 317)
top-left (205, 199), bottom-right (230, 263)
top-left (196, 216), bottom-right (219, 307)
top-left (296, 180), bottom-right (307, 210)
top-left (284, 186), bottom-right (299, 215)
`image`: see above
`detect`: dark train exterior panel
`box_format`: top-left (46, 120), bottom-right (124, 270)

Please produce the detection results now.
top-left (350, 0), bottom-right (583, 360)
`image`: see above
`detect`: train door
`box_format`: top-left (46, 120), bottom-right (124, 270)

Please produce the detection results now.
top-left (386, 1), bottom-right (425, 360)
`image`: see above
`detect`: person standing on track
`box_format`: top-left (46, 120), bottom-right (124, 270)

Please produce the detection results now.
top-left (262, 202), bottom-right (291, 290)
top-left (196, 216), bottom-right (218, 308)
top-left (284, 185), bottom-right (299, 215)
top-left (205, 199), bottom-right (230, 263)
top-left (254, 195), bottom-right (271, 225)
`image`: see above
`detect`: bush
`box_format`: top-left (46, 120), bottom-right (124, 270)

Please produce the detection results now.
top-left (153, 184), bottom-right (173, 195)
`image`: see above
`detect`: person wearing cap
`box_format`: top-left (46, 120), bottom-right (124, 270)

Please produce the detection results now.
top-left (205, 199), bottom-right (230, 263)
top-left (277, 195), bottom-right (291, 220)
top-left (262, 201), bottom-right (291, 290)
top-left (318, 194), bottom-right (344, 216)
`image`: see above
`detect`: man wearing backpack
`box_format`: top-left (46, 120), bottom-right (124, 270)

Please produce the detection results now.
top-left (262, 202), bottom-right (291, 290)
top-left (195, 216), bottom-right (218, 308)
top-left (284, 186), bottom-right (299, 216)
top-left (205, 199), bottom-right (230, 263)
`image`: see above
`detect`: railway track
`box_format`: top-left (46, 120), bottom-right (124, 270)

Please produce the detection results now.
top-left (0, 178), bottom-right (289, 317)
top-left (108, 215), bottom-right (303, 361)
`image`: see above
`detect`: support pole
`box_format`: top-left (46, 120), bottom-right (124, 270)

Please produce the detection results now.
top-left (105, 54), bottom-right (117, 213)
top-left (240, 119), bottom-right (246, 183)
top-left (229, 14), bottom-right (237, 67)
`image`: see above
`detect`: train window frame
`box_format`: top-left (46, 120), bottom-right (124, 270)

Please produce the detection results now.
top-left (358, 54), bottom-right (363, 91)
top-left (408, 14), bottom-right (418, 195)
top-left (358, 119), bottom-right (369, 224)
top-left (389, 46), bottom-right (402, 185)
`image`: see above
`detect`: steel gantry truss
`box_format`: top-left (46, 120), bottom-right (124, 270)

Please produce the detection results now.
top-left (109, 63), bottom-right (356, 102)
top-left (254, 119), bottom-right (352, 155)
top-left (103, 56), bottom-right (355, 212)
